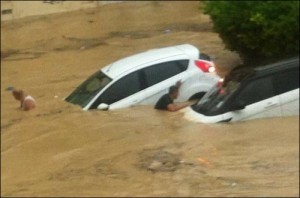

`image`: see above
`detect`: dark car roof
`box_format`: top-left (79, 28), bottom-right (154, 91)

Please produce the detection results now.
top-left (255, 57), bottom-right (299, 76)
top-left (223, 57), bottom-right (299, 86)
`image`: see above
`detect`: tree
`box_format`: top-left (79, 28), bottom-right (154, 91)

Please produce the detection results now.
top-left (203, 1), bottom-right (299, 66)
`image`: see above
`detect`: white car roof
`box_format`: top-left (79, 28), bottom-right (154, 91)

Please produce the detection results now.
top-left (101, 44), bottom-right (199, 79)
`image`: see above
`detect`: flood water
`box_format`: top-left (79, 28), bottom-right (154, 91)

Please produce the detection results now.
top-left (1, 2), bottom-right (299, 197)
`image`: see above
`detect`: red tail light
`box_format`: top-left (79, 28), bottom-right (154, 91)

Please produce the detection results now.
top-left (217, 79), bottom-right (224, 94)
top-left (195, 60), bottom-right (215, 73)
top-left (216, 79), bottom-right (224, 88)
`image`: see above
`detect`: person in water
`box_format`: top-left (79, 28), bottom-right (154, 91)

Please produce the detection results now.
top-left (10, 88), bottom-right (36, 111)
top-left (154, 81), bottom-right (194, 112)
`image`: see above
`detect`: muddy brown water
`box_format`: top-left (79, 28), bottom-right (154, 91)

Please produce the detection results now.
top-left (1, 2), bottom-right (299, 197)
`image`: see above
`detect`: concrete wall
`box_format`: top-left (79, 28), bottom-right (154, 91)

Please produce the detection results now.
top-left (1, 1), bottom-right (122, 21)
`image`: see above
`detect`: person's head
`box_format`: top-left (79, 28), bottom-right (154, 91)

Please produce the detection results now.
top-left (12, 89), bottom-right (25, 101)
top-left (169, 85), bottom-right (179, 99)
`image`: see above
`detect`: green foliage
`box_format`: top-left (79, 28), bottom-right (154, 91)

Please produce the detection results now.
top-left (202, 1), bottom-right (299, 66)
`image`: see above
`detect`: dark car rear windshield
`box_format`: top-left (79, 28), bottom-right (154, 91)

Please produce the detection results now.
top-left (192, 81), bottom-right (240, 116)
top-left (65, 71), bottom-right (112, 108)
top-left (199, 53), bottom-right (211, 61)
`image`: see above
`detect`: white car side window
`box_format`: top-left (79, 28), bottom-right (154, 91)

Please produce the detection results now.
top-left (143, 60), bottom-right (188, 87)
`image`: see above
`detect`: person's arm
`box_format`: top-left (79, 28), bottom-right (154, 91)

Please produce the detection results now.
top-left (175, 80), bottom-right (182, 88)
top-left (167, 101), bottom-right (194, 112)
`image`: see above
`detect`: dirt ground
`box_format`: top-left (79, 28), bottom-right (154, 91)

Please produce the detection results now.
top-left (1, 1), bottom-right (298, 197)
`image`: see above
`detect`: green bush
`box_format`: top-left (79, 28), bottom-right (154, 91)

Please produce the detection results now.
top-left (202, 1), bottom-right (299, 66)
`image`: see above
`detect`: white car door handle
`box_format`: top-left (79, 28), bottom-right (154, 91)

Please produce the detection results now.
top-left (265, 102), bottom-right (279, 108)
top-left (132, 99), bottom-right (140, 103)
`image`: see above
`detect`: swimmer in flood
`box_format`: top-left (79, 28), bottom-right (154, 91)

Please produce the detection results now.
top-left (8, 87), bottom-right (36, 111)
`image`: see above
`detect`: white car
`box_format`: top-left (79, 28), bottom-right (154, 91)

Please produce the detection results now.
top-left (65, 44), bottom-right (219, 110)
top-left (183, 57), bottom-right (299, 123)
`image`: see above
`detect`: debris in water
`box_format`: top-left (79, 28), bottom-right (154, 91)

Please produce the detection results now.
top-left (197, 157), bottom-right (213, 168)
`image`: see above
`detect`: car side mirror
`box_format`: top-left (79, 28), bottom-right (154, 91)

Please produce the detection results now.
top-left (97, 103), bottom-right (109, 110)
top-left (231, 101), bottom-right (246, 111)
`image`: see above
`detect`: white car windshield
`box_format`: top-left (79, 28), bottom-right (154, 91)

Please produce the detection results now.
top-left (65, 71), bottom-right (112, 108)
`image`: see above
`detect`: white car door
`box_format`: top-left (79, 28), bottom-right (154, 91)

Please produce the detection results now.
top-left (109, 90), bottom-right (147, 110)
top-left (230, 96), bottom-right (281, 121)
top-left (279, 89), bottom-right (299, 116)
top-left (228, 76), bottom-right (282, 121)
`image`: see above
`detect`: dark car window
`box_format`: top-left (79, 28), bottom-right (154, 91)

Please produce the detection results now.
top-left (199, 53), bottom-right (211, 61)
top-left (234, 76), bottom-right (275, 106)
top-left (90, 71), bottom-right (142, 108)
top-left (193, 81), bottom-right (240, 116)
top-left (143, 60), bottom-right (188, 87)
top-left (274, 67), bottom-right (299, 95)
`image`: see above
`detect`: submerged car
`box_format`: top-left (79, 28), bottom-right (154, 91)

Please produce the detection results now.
top-left (65, 44), bottom-right (219, 110)
top-left (183, 57), bottom-right (299, 123)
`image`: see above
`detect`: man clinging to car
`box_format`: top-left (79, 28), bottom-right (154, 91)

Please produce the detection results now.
top-left (154, 80), bottom-right (195, 112)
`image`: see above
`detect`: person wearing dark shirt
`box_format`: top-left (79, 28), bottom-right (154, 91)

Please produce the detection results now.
top-left (154, 81), bottom-right (194, 112)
